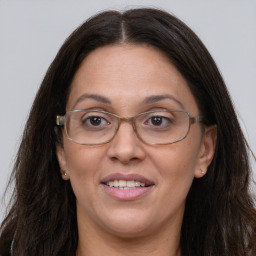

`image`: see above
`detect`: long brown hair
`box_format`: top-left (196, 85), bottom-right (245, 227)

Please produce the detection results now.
top-left (0, 8), bottom-right (255, 256)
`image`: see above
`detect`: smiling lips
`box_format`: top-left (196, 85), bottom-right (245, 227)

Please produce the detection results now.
top-left (101, 173), bottom-right (155, 200)
top-left (106, 180), bottom-right (146, 189)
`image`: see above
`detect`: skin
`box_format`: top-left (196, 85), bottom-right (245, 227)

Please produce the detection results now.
top-left (57, 44), bottom-right (217, 256)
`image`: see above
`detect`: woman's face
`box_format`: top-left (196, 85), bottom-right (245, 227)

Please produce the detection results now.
top-left (57, 44), bottom-right (215, 238)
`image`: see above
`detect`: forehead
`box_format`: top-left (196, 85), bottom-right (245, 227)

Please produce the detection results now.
top-left (67, 44), bottom-right (198, 114)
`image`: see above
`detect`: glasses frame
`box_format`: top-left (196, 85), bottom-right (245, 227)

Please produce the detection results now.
top-left (56, 109), bottom-right (204, 146)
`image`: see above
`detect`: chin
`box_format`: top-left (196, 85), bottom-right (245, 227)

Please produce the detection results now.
top-left (98, 209), bottom-right (155, 237)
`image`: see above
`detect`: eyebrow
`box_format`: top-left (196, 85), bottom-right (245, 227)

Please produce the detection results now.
top-left (71, 93), bottom-right (184, 110)
top-left (142, 94), bottom-right (184, 109)
top-left (72, 93), bottom-right (111, 109)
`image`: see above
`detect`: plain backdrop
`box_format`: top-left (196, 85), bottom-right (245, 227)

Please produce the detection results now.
top-left (0, 0), bottom-right (255, 222)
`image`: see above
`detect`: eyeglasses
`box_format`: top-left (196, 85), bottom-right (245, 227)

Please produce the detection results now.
top-left (56, 109), bottom-right (203, 145)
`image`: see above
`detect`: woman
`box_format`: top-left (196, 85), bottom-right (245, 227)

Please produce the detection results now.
top-left (0, 8), bottom-right (255, 256)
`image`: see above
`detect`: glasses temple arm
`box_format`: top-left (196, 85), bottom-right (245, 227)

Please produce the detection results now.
top-left (190, 115), bottom-right (204, 124)
top-left (56, 115), bottom-right (65, 126)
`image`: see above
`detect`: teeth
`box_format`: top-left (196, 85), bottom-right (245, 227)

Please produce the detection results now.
top-left (135, 181), bottom-right (140, 187)
top-left (106, 180), bottom-right (146, 189)
top-left (127, 181), bottom-right (134, 187)
top-left (108, 181), bottom-right (114, 187)
top-left (119, 180), bottom-right (126, 187)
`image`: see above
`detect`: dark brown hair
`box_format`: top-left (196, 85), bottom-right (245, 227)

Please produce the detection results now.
top-left (0, 8), bottom-right (255, 256)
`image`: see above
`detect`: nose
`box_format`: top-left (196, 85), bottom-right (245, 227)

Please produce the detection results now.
top-left (106, 122), bottom-right (146, 164)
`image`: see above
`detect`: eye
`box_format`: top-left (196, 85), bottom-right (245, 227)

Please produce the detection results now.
top-left (81, 114), bottom-right (110, 128)
top-left (86, 116), bottom-right (107, 126)
top-left (145, 115), bottom-right (173, 128)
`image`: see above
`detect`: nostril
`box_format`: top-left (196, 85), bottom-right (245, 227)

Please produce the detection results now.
top-left (110, 155), bottom-right (139, 165)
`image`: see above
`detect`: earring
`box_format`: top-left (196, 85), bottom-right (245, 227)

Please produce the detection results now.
top-left (61, 170), bottom-right (67, 176)
top-left (200, 169), bottom-right (205, 174)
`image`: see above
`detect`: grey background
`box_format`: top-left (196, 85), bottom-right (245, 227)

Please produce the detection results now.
top-left (1, 0), bottom-right (255, 222)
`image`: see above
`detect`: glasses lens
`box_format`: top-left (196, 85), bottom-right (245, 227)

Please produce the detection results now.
top-left (64, 110), bottom-right (191, 145)
top-left (65, 110), bottom-right (117, 145)
top-left (136, 110), bottom-right (190, 144)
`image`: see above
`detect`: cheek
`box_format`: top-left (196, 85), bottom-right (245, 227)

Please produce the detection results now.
top-left (153, 143), bottom-right (199, 177)
top-left (63, 141), bottom-right (105, 186)
top-left (63, 143), bottom-right (108, 214)
top-left (150, 135), bottom-right (201, 195)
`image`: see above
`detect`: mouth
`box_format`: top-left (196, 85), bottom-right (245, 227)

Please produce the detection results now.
top-left (101, 173), bottom-right (155, 200)
top-left (103, 180), bottom-right (148, 190)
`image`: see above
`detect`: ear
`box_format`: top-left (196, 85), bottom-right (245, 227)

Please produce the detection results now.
top-left (194, 125), bottom-right (217, 178)
top-left (56, 144), bottom-right (70, 180)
